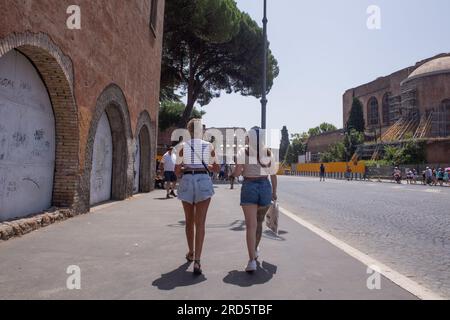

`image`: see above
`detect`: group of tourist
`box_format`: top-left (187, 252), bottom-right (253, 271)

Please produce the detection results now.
top-left (156, 119), bottom-right (278, 275)
top-left (404, 167), bottom-right (450, 186)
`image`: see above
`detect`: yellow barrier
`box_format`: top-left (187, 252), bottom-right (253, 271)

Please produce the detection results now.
top-left (296, 161), bottom-right (366, 174)
top-left (277, 165), bottom-right (291, 175)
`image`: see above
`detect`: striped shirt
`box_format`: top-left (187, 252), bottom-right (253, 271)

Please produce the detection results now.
top-left (180, 139), bottom-right (214, 170)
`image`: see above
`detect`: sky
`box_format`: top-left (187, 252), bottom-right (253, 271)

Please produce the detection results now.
top-left (197, 0), bottom-right (450, 135)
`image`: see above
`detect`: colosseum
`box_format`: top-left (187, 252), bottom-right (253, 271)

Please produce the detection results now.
top-left (0, 1), bottom-right (165, 222)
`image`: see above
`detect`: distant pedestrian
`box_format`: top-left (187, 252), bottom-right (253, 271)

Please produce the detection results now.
top-left (228, 163), bottom-right (235, 189)
top-left (412, 169), bottom-right (418, 184)
top-left (406, 169), bottom-right (413, 184)
top-left (160, 146), bottom-right (177, 199)
top-left (363, 165), bottom-right (369, 181)
top-left (432, 168), bottom-right (438, 186)
top-left (437, 168), bottom-right (444, 186)
top-left (219, 164), bottom-right (226, 180)
top-left (444, 169), bottom-right (449, 186)
top-left (346, 166), bottom-right (352, 181)
top-left (320, 163), bottom-right (326, 182)
top-left (425, 167), bottom-right (433, 185)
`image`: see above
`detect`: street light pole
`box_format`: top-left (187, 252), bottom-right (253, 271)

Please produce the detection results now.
top-left (261, 0), bottom-right (268, 130)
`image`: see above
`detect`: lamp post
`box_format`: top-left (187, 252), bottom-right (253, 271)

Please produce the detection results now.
top-left (261, 0), bottom-right (268, 130)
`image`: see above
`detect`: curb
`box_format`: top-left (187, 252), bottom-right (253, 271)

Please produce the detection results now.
top-left (0, 208), bottom-right (76, 242)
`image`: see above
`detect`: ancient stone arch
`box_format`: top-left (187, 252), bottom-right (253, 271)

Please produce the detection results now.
top-left (0, 32), bottom-right (79, 219)
top-left (84, 84), bottom-right (133, 207)
top-left (135, 110), bottom-right (156, 193)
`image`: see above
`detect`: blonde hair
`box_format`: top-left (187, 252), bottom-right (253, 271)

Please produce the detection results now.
top-left (187, 118), bottom-right (203, 139)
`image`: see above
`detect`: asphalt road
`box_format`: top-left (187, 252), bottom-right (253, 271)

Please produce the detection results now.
top-left (278, 176), bottom-right (450, 298)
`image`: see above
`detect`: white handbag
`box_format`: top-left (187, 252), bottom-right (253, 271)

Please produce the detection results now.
top-left (265, 200), bottom-right (279, 235)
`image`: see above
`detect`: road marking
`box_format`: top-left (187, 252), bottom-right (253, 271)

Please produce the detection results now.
top-left (424, 189), bottom-right (441, 193)
top-left (279, 206), bottom-right (445, 300)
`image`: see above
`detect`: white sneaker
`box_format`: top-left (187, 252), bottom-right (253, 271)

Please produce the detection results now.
top-left (245, 260), bottom-right (257, 273)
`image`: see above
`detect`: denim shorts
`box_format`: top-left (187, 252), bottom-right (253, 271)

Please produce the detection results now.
top-left (178, 174), bottom-right (214, 204)
top-left (240, 178), bottom-right (272, 207)
top-left (164, 171), bottom-right (177, 182)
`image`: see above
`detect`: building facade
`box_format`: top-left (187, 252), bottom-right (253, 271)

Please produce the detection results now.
top-left (306, 129), bottom-right (344, 163)
top-left (0, 0), bottom-right (165, 221)
top-left (343, 54), bottom-right (450, 139)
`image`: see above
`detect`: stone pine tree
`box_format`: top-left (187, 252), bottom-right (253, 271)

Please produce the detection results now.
top-left (279, 126), bottom-right (290, 162)
top-left (347, 98), bottom-right (365, 133)
top-left (161, 0), bottom-right (279, 127)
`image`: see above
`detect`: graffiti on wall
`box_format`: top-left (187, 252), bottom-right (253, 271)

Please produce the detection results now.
top-left (0, 50), bottom-right (55, 221)
top-left (89, 112), bottom-right (113, 205)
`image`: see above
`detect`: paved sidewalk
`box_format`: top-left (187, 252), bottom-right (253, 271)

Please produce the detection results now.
top-left (0, 185), bottom-right (416, 300)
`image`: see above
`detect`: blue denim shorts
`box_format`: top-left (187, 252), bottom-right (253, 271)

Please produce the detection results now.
top-left (240, 178), bottom-right (272, 207)
top-left (178, 174), bottom-right (214, 204)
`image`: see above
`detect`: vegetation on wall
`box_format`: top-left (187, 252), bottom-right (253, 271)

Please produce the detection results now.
top-left (382, 140), bottom-right (426, 165)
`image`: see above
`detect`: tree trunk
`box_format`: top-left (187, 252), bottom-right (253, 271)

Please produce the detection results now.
top-left (178, 97), bottom-right (195, 128)
top-left (178, 50), bottom-right (196, 128)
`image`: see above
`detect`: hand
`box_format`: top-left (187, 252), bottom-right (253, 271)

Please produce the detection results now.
top-left (272, 191), bottom-right (277, 201)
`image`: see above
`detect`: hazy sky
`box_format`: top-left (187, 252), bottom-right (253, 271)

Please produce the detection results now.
top-left (198, 0), bottom-right (450, 135)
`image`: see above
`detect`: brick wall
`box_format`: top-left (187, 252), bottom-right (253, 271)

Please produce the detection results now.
top-left (0, 0), bottom-right (165, 215)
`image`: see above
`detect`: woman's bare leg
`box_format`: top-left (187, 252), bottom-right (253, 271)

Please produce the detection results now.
top-left (242, 205), bottom-right (258, 261)
top-left (193, 198), bottom-right (211, 261)
top-left (256, 205), bottom-right (271, 250)
top-left (182, 201), bottom-right (195, 256)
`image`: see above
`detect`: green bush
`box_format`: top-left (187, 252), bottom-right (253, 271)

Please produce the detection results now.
top-left (382, 140), bottom-right (426, 165)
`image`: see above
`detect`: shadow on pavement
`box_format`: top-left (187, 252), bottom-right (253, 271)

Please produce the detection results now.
top-left (167, 220), bottom-right (247, 230)
top-left (262, 230), bottom-right (287, 241)
top-left (222, 261), bottom-right (277, 287)
top-left (152, 262), bottom-right (206, 290)
top-left (229, 220), bottom-right (245, 231)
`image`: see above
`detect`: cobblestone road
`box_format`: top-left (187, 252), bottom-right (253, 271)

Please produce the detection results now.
top-left (278, 176), bottom-right (450, 298)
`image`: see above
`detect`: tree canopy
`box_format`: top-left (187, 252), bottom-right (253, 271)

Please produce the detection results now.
top-left (161, 0), bottom-right (279, 127)
top-left (284, 133), bottom-right (308, 164)
top-left (159, 100), bottom-right (205, 131)
top-left (307, 122), bottom-right (337, 137)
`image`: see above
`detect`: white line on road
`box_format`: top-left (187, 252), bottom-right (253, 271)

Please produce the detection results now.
top-left (279, 206), bottom-right (445, 300)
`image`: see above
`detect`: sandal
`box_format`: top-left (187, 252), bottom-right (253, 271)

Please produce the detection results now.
top-left (193, 260), bottom-right (202, 275)
top-left (186, 252), bottom-right (194, 262)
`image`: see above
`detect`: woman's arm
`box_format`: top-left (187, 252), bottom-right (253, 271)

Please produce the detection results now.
top-left (232, 164), bottom-right (244, 178)
top-left (270, 174), bottom-right (278, 201)
top-left (209, 144), bottom-right (221, 173)
top-left (175, 144), bottom-right (184, 178)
